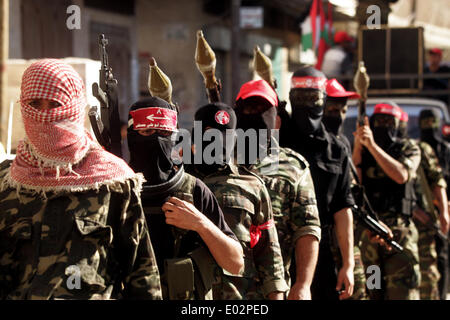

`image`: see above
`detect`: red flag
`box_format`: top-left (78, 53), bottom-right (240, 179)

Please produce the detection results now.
top-left (310, 0), bottom-right (318, 52)
top-left (315, 0), bottom-right (327, 69)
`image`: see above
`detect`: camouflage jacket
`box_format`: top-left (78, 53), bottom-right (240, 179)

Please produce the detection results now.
top-left (0, 161), bottom-right (162, 300)
top-left (414, 140), bottom-right (447, 216)
top-left (191, 163), bottom-right (288, 299)
top-left (253, 146), bottom-right (321, 286)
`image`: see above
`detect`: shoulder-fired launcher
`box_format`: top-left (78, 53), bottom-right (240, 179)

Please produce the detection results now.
top-left (353, 61), bottom-right (370, 126)
top-left (148, 57), bottom-right (173, 105)
top-left (253, 45), bottom-right (276, 89)
top-left (195, 30), bottom-right (221, 102)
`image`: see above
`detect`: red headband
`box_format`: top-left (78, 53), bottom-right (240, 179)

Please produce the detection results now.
top-left (291, 76), bottom-right (327, 90)
top-left (373, 104), bottom-right (403, 120)
top-left (130, 107), bottom-right (177, 131)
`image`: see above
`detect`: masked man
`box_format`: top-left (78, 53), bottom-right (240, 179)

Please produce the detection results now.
top-left (418, 108), bottom-right (450, 299)
top-left (188, 102), bottom-right (288, 300)
top-left (127, 96), bottom-right (243, 300)
top-left (281, 67), bottom-right (355, 300)
top-left (234, 79), bottom-right (321, 300)
top-left (321, 78), bottom-right (372, 300)
top-left (353, 103), bottom-right (421, 299)
top-left (0, 59), bottom-right (161, 299)
top-left (402, 107), bottom-right (449, 300)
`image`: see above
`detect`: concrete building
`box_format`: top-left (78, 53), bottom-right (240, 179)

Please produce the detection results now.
top-left (7, 0), bottom-right (308, 135)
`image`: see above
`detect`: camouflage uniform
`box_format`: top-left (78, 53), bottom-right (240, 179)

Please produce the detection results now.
top-left (360, 139), bottom-right (421, 300)
top-left (413, 140), bottom-right (447, 300)
top-left (192, 163), bottom-right (288, 300)
top-left (0, 161), bottom-right (162, 300)
top-left (253, 146), bottom-right (321, 288)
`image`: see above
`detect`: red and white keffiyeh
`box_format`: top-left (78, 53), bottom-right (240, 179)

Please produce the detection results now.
top-left (2, 59), bottom-right (140, 194)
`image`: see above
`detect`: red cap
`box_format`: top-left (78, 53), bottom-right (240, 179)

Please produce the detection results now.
top-left (442, 124), bottom-right (450, 136)
top-left (334, 31), bottom-right (353, 44)
top-left (373, 103), bottom-right (403, 120)
top-left (236, 79), bottom-right (278, 107)
top-left (326, 79), bottom-right (360, 99)
top-left (400, 109), bottom-right (409, 122)
top-left (429, 48), bottom-right (443, 57)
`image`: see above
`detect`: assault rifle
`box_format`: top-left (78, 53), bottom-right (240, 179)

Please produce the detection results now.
top-left (413, 206), bottom-right (448, 242)
top-left (89, 34), bottom-right (122, 157)
top-left (351, 182), bottom-right (404, 253)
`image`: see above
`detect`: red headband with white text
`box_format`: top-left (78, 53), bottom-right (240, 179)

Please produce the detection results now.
top-left (130, 107), bottom-right (178, 131)
top-left (291, 76), bottom-right (327, 91)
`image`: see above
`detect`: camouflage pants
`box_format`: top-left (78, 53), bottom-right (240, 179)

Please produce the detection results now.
top-left (360, 216), bottom-right (421, 300)
top-left (413, 219), bottom-right (440, 300)
top-left (347, 246), bottom-right (369, 300)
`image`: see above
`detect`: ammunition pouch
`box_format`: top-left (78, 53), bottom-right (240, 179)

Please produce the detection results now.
top-left (401, 179), bottom-right (416, 219)
top-left (164, 246), bottom-right (217, 300)
top-left (189, 246), bottom-right (217, 300)
top-left (165, 257), bottom-right (195, 300)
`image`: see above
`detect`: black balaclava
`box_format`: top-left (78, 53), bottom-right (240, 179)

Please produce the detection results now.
top-left (289, 66), bottom-right (327, 136)
top-left (193, 102), bottom-right (237, 175)
top-left (370, 113), bottom-right (399, 151)
top-left (235, 96), bottom-right (277, 166)
top-left (419, 108), bottom-right (441, 149)
top-left (127, 97), bottom-right (177, 185)
top-left (398, 120), bottom-right (408, 139)
top-left (323, 96), bottom-right (348, 136)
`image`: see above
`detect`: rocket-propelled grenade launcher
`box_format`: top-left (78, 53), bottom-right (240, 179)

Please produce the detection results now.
top-left (148, 57), bottom-right (174, 105)
top-left (353, 61), bottom-right (370, 127)
top-left (195, 30), bottom-right (221, 103)
top-left (253, 45), bottom-right (277, 89)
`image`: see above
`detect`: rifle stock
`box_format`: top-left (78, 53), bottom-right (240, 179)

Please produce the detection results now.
top-left (413, 206), bottom-right (448, 242)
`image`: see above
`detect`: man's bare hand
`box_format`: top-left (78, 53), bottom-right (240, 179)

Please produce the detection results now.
top-left (287, 283), bottom-right (311, 300)
top-left (353, 116), bottom-right (375, 149)
top-left (336, 265), bottom-right (354, 300)
top-left (162, 197), bottom-right (205, 232)
top-left (367, 220), bottom-right (394, 251)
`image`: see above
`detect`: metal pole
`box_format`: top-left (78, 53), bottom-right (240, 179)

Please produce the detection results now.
top-left (0, 0), bottom-right (8, 143)
top-left (231, 0), bottom-right (241, 103)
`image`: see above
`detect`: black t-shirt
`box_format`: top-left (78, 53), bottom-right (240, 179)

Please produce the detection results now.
top-left (141, 176), bottom-right (237, 274)
top-left (284, 123), bottom-right (355, 228)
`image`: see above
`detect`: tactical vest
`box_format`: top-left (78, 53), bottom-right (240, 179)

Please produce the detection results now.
top-left (140, 169), bottom-right (216, 300)
top-left (361, 142), bottom-right (416, 218)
